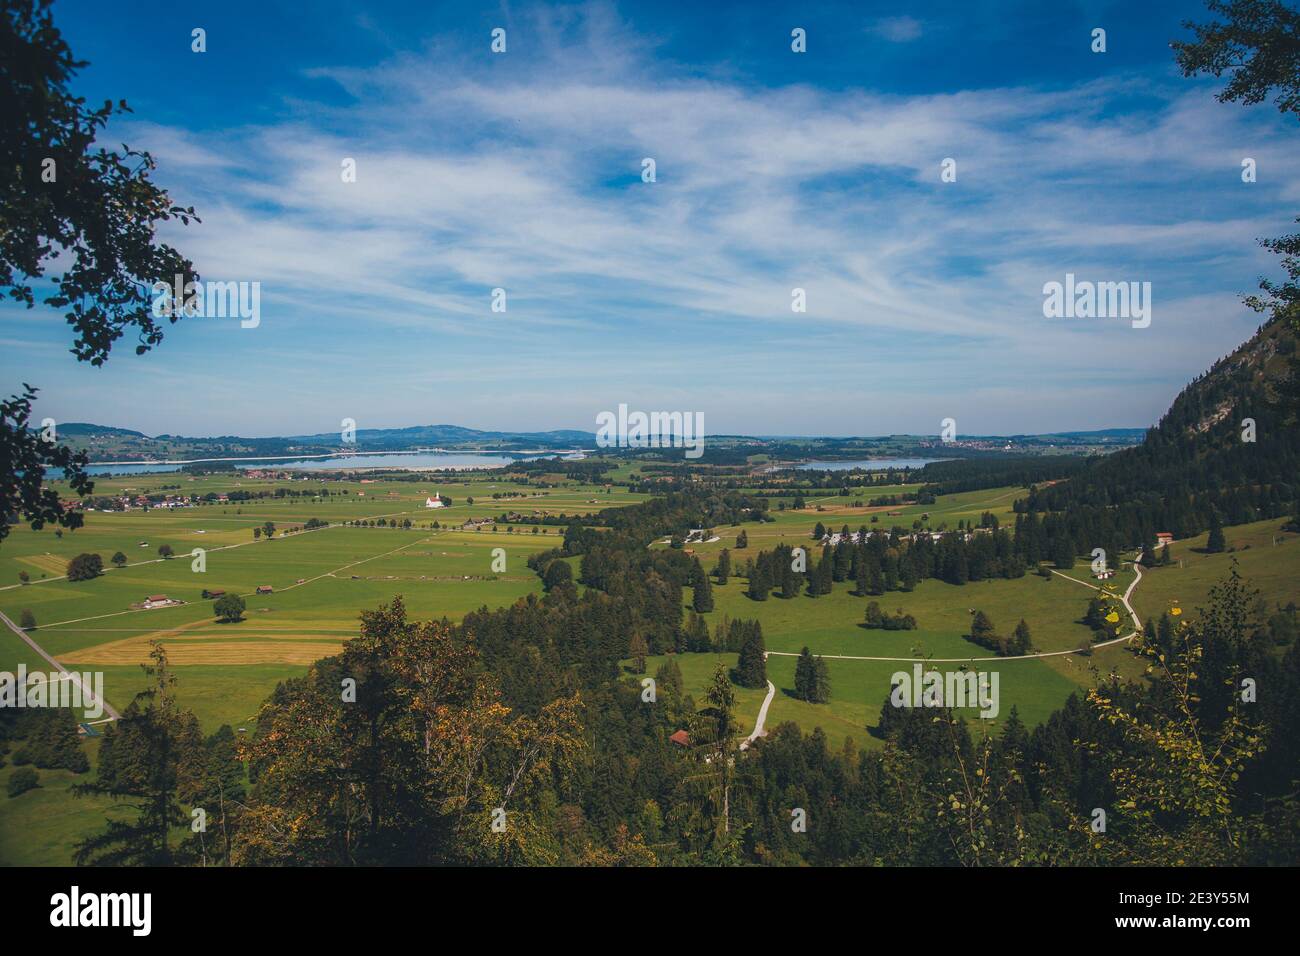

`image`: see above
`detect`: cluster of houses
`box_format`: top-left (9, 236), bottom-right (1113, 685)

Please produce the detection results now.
top-left (818, 527), bottom-right (996, 548)
top-left (80, 492), bottom-right (198, 512)
top-left (684, 528), bottom-right (721, 544)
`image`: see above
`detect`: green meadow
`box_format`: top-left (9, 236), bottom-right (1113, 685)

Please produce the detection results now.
top-left (634, 481), bottom-right (1180, 750)
top-left (0, 739), bottom-right (128, 867)
top-left (0, 470), bottom-right (646, 728)
top-left (3, 465), bottom-right (1295, 862)
top-left (634, 565), bottom-right (1126, 752)
top-left (1130, 517), bottom-right (1300, 625)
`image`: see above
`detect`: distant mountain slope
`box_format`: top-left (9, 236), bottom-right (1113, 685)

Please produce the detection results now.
top-left (285, 424), bottom-right (594, 448)
top-left (56, 422), bottom-right (147, 438)
top-left (50, 422), bottom-right (596, 460)
top-left (1025, 315), bottom-right (1299, 541)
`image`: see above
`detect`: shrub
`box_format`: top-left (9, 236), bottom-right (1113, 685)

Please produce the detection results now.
top-left (7, 767), bottom-right (39, 798)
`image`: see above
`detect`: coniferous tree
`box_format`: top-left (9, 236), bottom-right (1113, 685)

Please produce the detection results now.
top-left (795, 647), bottom-right (831, 703)
top-left (1010, 619), bottom-right (1033, 655)
top-left (692, 558), bottom-right (714, 613)
top-left (971, 610), bottom-right (998, 646)
top-left (628, 633), bottom-right (649, 672)
top-left (863, 601), bottom-right (886, 629)
top-left (794, 647), bottom-right (817, 701)
top-left (855, 555), bottom-right (870, 596)
top-left (733, 626), bottom-right (767, 688)
top-left (868, 559), bottom-right (885, 596)
top-left (73, 643), bottom-right (203, 865)
top-left (655, 657), bottom-right (683, 699)
top-left (1207, 512), bottom-right (1227, 553)
top-left (747, 560), bottom-right (769, 601)
top-left (813, 655), bottom-right (831, 704)
top-left (715, 548), bottom-right (730, 585)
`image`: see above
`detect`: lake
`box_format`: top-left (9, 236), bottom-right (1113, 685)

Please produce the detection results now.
top-left (84, 451), bottom-right (536, 476)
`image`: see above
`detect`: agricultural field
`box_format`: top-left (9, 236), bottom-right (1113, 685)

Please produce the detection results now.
top-left (0, 470), bottom-right (646, 730)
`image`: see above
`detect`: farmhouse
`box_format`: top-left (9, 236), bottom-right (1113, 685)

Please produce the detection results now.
top-left (1156, 532), bottom-right (1174, 547)
top-left (256, 585), bottom-right (273, 594)
top-left (139, 594), bottom-right (182, 609)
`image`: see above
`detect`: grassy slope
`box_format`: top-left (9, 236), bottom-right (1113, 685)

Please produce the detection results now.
top-left (0, 740), bottom-right (126, 866)
top-left (1131, 517), bottom-right (1300, 624)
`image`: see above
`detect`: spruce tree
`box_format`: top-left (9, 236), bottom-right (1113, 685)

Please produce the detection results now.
top-left (715, 548), bottom-right (730, 585)
top-left (733, 626), bottom-right (767, 688)
top-left (629, 633), bottom-right (649, 671)
top-left (747, 561), bottom-right (768, 601)
top-left (1011, 619), bottom-right (1033, 655)
top-left (1207, 512), bottom-right (1227, 553)
top-left (794, 647), bottom-right (816, 700)
top-left (692, 558), bottom-right (714, 613)
top-left (812, 655), bottom-right (831, 704)
top-left (971, 610), bottom-right (997, 646)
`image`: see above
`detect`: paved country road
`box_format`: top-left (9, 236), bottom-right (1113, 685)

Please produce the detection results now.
top-left (740, 679), bottom-right (776, 750)
top-left (0, 609), bottom-right (121, 721)
top-left (744, 558), bottom-right (1148, 746)
top-left (763, 558), bottom-right (1145, 664)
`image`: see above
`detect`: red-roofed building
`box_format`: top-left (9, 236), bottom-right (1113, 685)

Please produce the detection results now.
top-left (669, 729), bottom-right (690, 748)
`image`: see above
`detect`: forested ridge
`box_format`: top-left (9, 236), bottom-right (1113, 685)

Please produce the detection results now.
top-left (1019, 316), bottom-right (1299, 556)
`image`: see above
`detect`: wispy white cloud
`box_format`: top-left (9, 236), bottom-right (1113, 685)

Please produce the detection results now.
top-left (11, 2), bottom-right (1298, 435)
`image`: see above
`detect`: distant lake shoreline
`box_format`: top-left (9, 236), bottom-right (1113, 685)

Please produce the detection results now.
top-left (83, 449), bottom-right (586, 476)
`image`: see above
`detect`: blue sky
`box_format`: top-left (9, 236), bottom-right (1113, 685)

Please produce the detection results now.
top-left (4, 0), bottom-right (1298, 438)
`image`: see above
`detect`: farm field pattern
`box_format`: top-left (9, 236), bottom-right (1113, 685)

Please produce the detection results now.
top-left (0, 473), bottom-right (642, 728)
